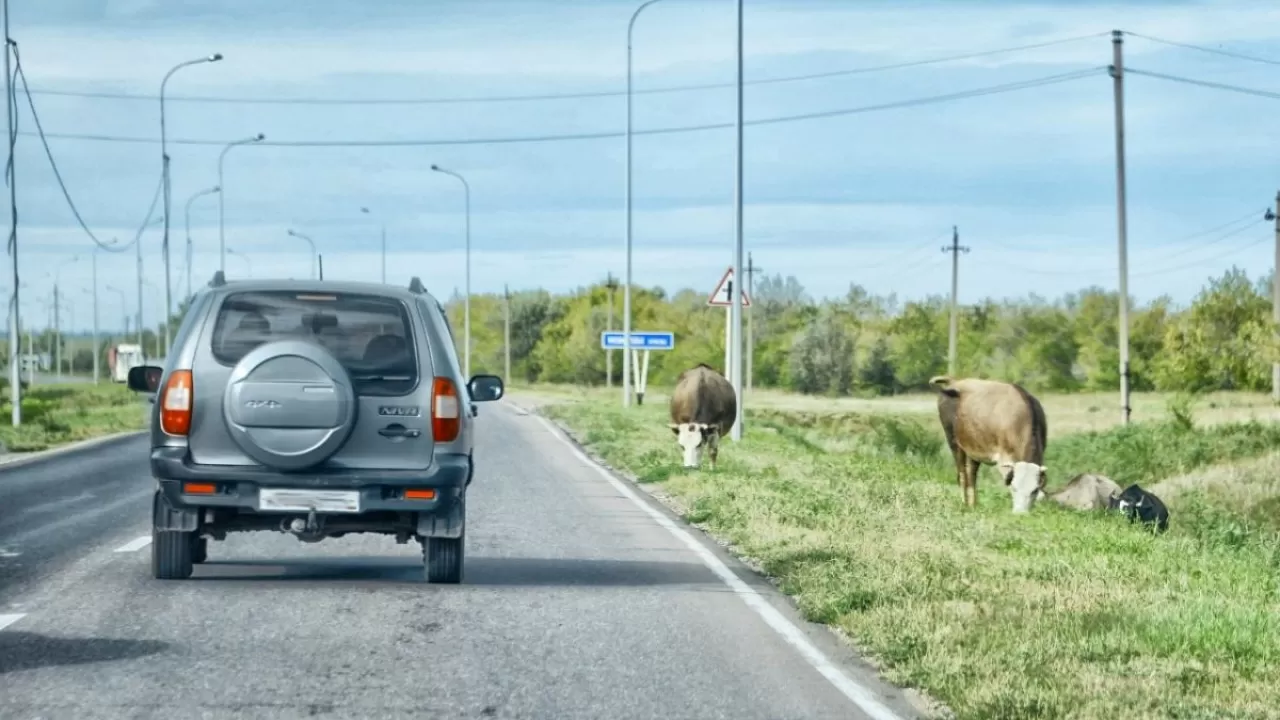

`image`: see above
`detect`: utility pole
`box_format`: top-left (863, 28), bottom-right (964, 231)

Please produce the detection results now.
top-left (135, 228), bottom-right (144, 357)
top-left (605, 272), bottom-right (617, 388)
top-left (942, 226), bottom-right (970, 376)
top-left (53, 285), bottom-right (61, 382)
top-left (91, 251), bottom-right (99, 384)
top-left (4, 16), bottom-right (21, 426)
top-left (744, 253), bottom-right (760, 394)
top-left (728, 0), bottom-right (745, 442)
top-left (1269, 193), bottom-right (1279, 402)
top-left (503, 283), bottom-right (512, 384)
top-left (1110, 29), bottom-right (1132, 425)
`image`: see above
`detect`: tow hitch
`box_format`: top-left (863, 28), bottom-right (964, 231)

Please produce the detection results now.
top-left (281, 509), bottom-right (326, 542)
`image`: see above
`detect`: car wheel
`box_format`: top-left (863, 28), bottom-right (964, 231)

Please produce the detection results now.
top-left (191, 535), bottom-right (208, 564)
top-left (152, 525), bottom-right (194, 579)
top-left (424, 529), bottom-right (464, 584)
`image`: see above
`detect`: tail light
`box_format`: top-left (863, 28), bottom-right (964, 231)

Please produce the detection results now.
top-left (160, 370), bottom-right (194, 436)
top-left (431, 376), bottom-right (460, 442)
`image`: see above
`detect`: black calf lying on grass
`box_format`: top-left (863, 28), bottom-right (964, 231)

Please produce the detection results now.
top-left (1108, 483), bottom-right (1169, 533)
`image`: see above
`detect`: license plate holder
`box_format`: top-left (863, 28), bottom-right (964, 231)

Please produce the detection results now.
top-left (258, 488), bottom-right (362, 514)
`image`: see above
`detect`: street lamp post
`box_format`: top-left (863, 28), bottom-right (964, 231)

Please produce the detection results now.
top-left (287, 229), bottom-right (318, 279)
top-left (161, 53), bottom-right (222, 359)
top-left (184, 185), bottom-right (220, 300)
top-left (51, 256), bottom-right (79, 382)
top-left (89, 239), bottom-right (116, 384)
top-left (106, 285), bottom-right (128, 338)
top-left (430, 164), bottom-right (472, 378)
top-left (623, 0), bottom-right (666, 408)
top-left (218, 133), bottom-right (265, 274)
top-left (359, 207), bottom-right (386, 283)
top-left (135, 215), bottom-right (162, 357)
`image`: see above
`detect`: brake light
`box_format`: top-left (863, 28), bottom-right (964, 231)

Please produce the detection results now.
top-left (431, 376), bottom-right (460, 442)
top-left (160, 370), bottom-right (194, 436)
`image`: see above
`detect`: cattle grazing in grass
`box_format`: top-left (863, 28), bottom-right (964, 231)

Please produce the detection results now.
top-left (1050, 472), bottom-right (1123, 511)
top-left (929, 375), bottom-right (1048, 512)
top-left (1107, 483), bottom-right (1170, 533)
top-left (668, 363), bottom-right (737, 469)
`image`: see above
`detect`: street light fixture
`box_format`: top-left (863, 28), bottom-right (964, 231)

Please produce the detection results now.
top-left (161, 52), bottom-right (222, 360)
top-left (287, 229), bottom-right (318, 279)
top-left (430, 164), bottom-right (472, 379)
top-left (622, 0), bottom-right (666, 409)
top-left (227, 247), bottom-right (251, 278)
top-left (184, 185), bottom-right (220, 300)
top-left (218, 133), bottom-right (265, 274)
top-left (359, 207), bottom-right (386, 283)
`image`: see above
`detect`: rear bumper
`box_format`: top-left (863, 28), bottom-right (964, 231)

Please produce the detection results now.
top-left (150, 447), bottom-right (470, 516)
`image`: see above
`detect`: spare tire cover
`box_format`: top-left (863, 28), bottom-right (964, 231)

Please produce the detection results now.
top-left (223, 339), bottom-right (356, 471)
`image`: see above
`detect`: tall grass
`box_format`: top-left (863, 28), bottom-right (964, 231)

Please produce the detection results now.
top-left (0, 383), bottom-right (148, 452)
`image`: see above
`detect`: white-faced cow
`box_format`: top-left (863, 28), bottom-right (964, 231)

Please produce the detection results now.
top-left (668, 363), bottom-right (737, 470)
top-left (930, 375), bottom-right (1048, 513)
top-left (1050, 472), bottom-right (1122, 512)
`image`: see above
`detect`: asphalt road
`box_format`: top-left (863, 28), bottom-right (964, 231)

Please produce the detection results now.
top-left (0, 402), bottom-right (924, 720)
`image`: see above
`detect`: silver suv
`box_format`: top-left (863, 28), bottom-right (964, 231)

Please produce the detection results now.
top-left (126, 272), bottom-right (504, 583)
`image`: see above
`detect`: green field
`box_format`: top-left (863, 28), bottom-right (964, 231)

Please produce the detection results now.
top-left (522, 385), bottom-right (1280, 720)
top-left (0, 382), bottom-right (149, 453)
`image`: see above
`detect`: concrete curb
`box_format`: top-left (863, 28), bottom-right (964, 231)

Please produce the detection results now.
top-left (0, 430), bottom-right (147, 472)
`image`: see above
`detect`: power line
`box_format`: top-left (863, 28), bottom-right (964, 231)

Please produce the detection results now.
top-left (25, 32), bottom-right (1109, 107)
top-left (16, 67), bottom-right (1105, 148)
top-left (1123, 31), bottom-right (1280, 68)
top-left (1126, 68), bottom-right (1280, 102)
top-left (1132, 233), bottom-right (1270, 279)
top-left (13, 43), bottom-right (148, 254)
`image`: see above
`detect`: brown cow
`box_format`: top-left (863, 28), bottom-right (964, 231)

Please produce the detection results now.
top-left (668, 363), bottom-right (737, 469)
top-left (930, 375), bottom-right (1048, 512)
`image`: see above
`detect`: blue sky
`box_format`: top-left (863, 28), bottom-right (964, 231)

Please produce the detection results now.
top-left (6, 0), bottom-right (1280, 332)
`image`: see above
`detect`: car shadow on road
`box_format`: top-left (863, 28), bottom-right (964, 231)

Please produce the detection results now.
top-left (0, 631), bottom-right (169, 674)
top-left (190, 555), bottom-right (736, 589)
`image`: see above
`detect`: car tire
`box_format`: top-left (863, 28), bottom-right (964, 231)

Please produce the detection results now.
top-left (424, 531), bottom-right (464, 584)
top-left (152, 526), bottom-right (195, 580)
top-left (191, 536), bottom-right (208, 564)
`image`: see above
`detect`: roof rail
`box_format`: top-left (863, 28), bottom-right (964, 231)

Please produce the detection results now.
top-left (209, 270), bottom-right (226, 288)
top-left (408, 276), bottom-right (426, 294)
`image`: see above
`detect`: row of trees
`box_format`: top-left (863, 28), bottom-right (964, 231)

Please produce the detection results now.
top-left (10, 265), bottom-right (1272, 397)
top-left (440, 266), bottom-right (1279, 396)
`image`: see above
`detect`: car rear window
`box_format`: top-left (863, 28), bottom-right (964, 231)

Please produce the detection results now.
top-left (211, 290), bottom-right (419, 395)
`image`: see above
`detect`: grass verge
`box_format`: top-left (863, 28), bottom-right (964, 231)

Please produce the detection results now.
top-left (542, 399), bottom-right (1280, 720)
top-left (0, 383), bottom-right (148, 452)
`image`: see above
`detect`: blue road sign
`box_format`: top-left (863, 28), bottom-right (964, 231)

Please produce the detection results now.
top-left (600, 331), bottom-right (675, 351)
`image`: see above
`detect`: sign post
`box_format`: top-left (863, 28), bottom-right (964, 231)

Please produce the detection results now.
top-left (706, 266), bottom-right (751, 389)
top-left (601, 330), bottom-right (674, 406)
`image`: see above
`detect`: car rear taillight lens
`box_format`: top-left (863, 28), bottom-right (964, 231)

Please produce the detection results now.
top-left (160, 370), bottom-right (194, 436)
top-left (431, 376), bottom-right (460, 443)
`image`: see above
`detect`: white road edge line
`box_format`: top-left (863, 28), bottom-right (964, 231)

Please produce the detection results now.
top-left (114, 536), bottom-right (153, 553)
top-left (531, 412), bottom-right (907, 720)
top-left (0, 613), bottom-right (26, 631)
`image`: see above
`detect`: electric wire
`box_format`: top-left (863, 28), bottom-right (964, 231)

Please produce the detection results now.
top-left (13, 42), bottom-right (148, 253)
top-left (24, 31), bottom-right (1109, 106)
top-left (1126, 68), bottom-right (1280, 102)
top-left (16, 67), bottom-right (1106, 148)
top-left (1123, 31), bottom-right (1280, 68)
top-left (1132, 233), bottom-right (1271, 279)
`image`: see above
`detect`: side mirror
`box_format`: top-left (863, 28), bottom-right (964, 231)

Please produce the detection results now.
top-left (467, 374), bottom-right (505, 402)
top-left (127, 365), bottom-right (164, 393)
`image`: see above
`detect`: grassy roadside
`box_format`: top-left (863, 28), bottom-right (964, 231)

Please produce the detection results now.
top-left (541, 398), bottom-right (1280, 720)
top-left (0, 383), bottom-right (148, 452)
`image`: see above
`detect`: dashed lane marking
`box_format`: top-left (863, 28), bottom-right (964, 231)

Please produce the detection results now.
top-left (114, 535), bottom-right (152, 553)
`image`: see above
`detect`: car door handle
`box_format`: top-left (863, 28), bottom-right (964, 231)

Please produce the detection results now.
top-left (378, 424), bottom-right (422, 439)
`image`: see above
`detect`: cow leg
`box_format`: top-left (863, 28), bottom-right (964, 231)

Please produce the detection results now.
top-left (964, 458), bottom-right (981, 508)
top-left (707, 434), bottom-right (720, 470)
top-left (950, 447), bottom-right (968, 500)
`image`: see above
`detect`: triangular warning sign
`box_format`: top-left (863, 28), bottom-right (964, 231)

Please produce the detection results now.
top-left (707, 266), bottom-right (752, 307)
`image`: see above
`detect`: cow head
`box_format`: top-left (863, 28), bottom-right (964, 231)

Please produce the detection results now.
top-left (1001, 461), bottom-right (1048, 513)
top-left (669, 422), bottom-right (718, 468)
